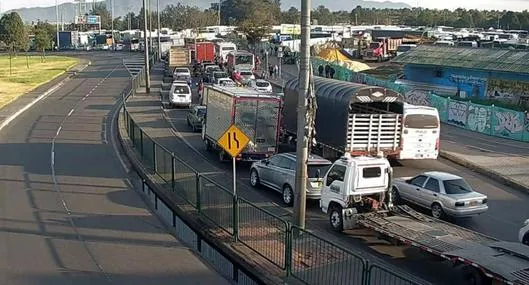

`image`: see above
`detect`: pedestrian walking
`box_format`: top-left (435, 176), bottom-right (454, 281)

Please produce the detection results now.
top-left (318, 65), bottom-right (324, 77)
top-left (273, 64), bottom-right (279, 79)
top-left (324, 64), bottom-right (330, 78)
top-left (329, 67), bottom-right (335, 79)
top-left (269, 64), bottom-right (274, 78)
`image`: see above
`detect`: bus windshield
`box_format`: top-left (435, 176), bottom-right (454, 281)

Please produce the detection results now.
top-left (236, 55), bottom-right (253, 65)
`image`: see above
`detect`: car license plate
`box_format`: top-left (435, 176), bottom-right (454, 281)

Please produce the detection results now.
top-left (469, 201), bottom-right (478, 206)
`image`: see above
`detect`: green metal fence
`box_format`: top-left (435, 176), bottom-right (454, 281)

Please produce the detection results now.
top-left (120, 56), bottom-right (424, 285)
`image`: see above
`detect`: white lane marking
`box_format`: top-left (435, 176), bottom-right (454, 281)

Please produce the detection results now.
top-left (51, 151), bottom-right (55, 166)
top-left (110, 95), bottom-right (131, 173)
top-left (0, 63), bottom-right (89, 133)
top-left (56, 126), bottom-right (62, 136)
top-left (67, 109), bottom-right (75, 117)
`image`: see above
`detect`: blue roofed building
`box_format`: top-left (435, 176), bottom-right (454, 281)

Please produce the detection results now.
top-left (392, 45), bottom-right (529, 107)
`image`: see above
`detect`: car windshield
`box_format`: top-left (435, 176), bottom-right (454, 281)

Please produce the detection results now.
top-left (197, 108), bottom-right (206, 116)
top-left (214, 72), bottom-right (228, 78)
top-left (256, 81), bottom-right (269, 87)
top-left (175, 68), bottom-right (188, 73)
top-left (173, 85), bottom-right (190, 94)
top-left (308, 163), bottom-right (332, 179)
top-left (240, 71), bottom-right (253, 76)
top-left (443, 179), bottom-right (472, 194)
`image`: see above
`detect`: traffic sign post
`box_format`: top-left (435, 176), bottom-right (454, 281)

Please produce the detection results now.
top-left (217, 124), bottom-right (250, 195)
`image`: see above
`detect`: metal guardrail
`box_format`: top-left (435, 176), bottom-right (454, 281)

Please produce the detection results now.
top-left (120, 55), bottom-right (423, 285)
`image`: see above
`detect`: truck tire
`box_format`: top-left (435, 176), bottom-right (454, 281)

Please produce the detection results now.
top-left (329, 205), bottom-right (344, 232)
top-left (460, 265), bottom-right (488, 285)
top-left (391, 186), bottom-right (402, 205)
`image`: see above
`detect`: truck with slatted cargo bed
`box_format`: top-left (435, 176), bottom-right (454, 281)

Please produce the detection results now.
top-left (282, 77), bottom-right (439, 161)
top-left (201, 85), bottom-right (282, 162)
top-left (319, 153), bottom-right (529, 285)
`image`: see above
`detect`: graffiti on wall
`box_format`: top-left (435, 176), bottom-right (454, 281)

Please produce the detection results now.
top-left (467, 104), bottom-right (491, 133)
top-left (493, 108), bottom-right (525, 139)
top-left (447, 100), bottom-right (467, 127)
top-left (486, 78), bottom-right (529, 102)
top-left (405, 89), bottom-right (431, 106)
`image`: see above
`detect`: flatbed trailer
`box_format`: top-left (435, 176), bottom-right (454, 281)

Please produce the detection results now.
top-left (357, 205), bottom-right (529, 285)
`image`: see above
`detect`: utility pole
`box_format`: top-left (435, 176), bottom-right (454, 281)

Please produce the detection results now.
top-left (143, 0), bottom-right (151, 93)
top-left (293, 0), bottom-right (311, 230)
top-left (111, 0), bottom-right (115, 51)
top-left (56, 0), bottom-right (60, 50)
top-left (157, 0), bottom-right (161, 60)
top-left (217, 0), bottom-right (221, 26)
top-left (148, 0), bottom-right (153, 51)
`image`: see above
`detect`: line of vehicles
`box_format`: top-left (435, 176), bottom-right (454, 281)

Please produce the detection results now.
top-left (162, 44), bottom-right (529, 285)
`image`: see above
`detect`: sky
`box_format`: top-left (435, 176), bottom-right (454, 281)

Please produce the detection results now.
top-left (1, 0), bottom-right (528, 12)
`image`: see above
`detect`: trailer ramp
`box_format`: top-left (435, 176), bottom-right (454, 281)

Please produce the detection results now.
top-left (357, 206), bottom-right (529, 285)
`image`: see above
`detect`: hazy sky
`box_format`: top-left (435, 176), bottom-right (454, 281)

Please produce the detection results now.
top-left (1, 0), bottom-right (529, 12)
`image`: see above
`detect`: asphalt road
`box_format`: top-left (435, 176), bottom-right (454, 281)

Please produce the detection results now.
top-left (0, 52), bottom-right (231, 285)
top-left (158, 74), bottom-right (529, 285)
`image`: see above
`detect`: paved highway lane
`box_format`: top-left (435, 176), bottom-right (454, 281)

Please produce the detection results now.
top-left (0, 53), bottom-right (231, 285)
top-left (159, 80), bottom-right (529, 284)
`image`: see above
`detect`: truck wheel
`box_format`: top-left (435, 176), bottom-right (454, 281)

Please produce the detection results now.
top-left (460, 265), bottom-right (487, 285)
top-left (431, 203), bottom-right (444, 219)
top-left (282, 185), bottom-right (294, 206)
top-left (377, 56), bottom-right (382, 63)
top-left (391, 186), bottom-right (401, 205)
top-left (329, 205), bottom-right (344, 232)
top-left (250, 169), bottom-right (260, 187)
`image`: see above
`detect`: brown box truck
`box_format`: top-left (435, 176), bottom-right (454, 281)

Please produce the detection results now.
top-left (362, 37), bottom-right (403, 62)
top-left (168, 46), bottom-right (191, 68)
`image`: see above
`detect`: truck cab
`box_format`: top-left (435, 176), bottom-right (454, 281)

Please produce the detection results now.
top-left (320, 153), bottom-right (393, 231)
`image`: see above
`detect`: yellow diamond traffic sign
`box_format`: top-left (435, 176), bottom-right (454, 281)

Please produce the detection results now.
top-left (217, 124), bottom-right (250, 158)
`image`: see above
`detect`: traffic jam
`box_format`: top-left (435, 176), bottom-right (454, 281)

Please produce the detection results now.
top-left (160, 38), bottom-right (529, 285)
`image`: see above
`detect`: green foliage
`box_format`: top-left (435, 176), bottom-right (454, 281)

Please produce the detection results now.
top-left (34, 27), bottom-right (51, 59)
top-left (224, 0), bottom-right (280, 44)
top-left (161, 4), bottom-right (217, 30)
top-left (0, 12), bottom-right (29, 52)
top-left (90, 3), bottom-right (112, 30)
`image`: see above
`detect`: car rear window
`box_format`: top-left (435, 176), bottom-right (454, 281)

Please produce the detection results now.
top-left (175, 68), bottom-right (188, 73)
top-left (256, 81), bottom-right (269, 87)
top-left (173, 85), bottom-right (190, 94)
top-left (363, 167), bottom-right (381, 178)
top-left (241, 71), bottom-right (253, 76)
top-left (308, 164), bottom-right (332, 179)
top-left (443, 179), bottom-right (472, 194)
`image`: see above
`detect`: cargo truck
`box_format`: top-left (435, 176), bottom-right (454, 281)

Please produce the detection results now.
top-left (201, 85), bottom-right (282, 162)
top-left (320, 153), bottom-right (529, 285)
top-left (362, 37), bottom-right (402, 62)
top-left (168, 46), bottom-right (191, 68)
top-left (195, 42), bottom-right (215, 64)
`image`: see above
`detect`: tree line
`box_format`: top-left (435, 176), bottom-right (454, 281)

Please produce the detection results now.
top-left (0, 12), bottom-right (54, 59)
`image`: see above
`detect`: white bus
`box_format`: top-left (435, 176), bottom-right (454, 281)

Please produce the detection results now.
top-left (398, 103), bottom-right (440, 160)
top-left (215, 42), bottom-right (237, 62)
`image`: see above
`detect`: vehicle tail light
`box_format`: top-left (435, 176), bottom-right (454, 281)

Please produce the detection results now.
top-left (455, 202), bottom-right (465, 207)
top-left (435, 138), bottom-right (440, 150)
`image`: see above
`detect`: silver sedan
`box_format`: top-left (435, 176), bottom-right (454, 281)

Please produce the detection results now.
top-left (392, 171), bottom-right (488, 219)
top-left (249, 153), bottom-right (332, 206)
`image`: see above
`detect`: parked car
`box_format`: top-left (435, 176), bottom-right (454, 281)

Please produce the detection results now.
top-left (211, 71), bottom-right (230, 83)
top-left (392, 171), bottom-right (488, 219)
top-left (215, 78), bottom-right (237, 87)
top-left (250, 79), bottom-right (273, 92)
top-left (249, 153), bottom-right (332, 206)
top-left (169, 81), bottom-right (192, 108)
top-left (186, 105), bottom-right (206, 132)
top-left (238, 70), bottom-right (256, 85)
top-left (520, 219), bottom-right (529, 245)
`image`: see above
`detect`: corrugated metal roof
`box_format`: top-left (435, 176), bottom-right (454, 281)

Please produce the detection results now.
top-left (392, 45), bottom-right (529, 74)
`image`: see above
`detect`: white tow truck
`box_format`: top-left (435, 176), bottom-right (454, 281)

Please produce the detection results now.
top-left (320, 153), bottom-right (529, 285)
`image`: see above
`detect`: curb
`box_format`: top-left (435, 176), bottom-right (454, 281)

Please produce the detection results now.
top-left (116, 101), bottom-right (284, 285)
top-left (439, 150), bottom-right (529, 194)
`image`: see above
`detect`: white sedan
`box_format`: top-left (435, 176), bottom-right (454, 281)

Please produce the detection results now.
top-left (520, 219), bottom-right (529, 245)
top-left (392, 171), bottom-right (488, 219)
top-left (250, 79), bottom-right (273, 93)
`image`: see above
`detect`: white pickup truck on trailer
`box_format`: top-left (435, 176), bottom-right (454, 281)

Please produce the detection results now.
top-left (320, 153), bottom-right (529, 285)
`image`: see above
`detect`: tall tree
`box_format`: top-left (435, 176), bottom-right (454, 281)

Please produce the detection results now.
top-left (34, 27), bottom-right (51, 61)
top-left (282, 7), bottom-right (300, 24)
top-left (90, 3), bottom-right (112, 30)
top-left (0, 12), bottom-right (28, 53)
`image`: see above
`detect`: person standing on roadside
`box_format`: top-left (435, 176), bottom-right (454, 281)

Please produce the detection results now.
top-left (318, 65), bottom-right (324, 77)
top-left (324, 64), bottom-right (330, 78)
top-left (329, 67), bottom-right (335, 79)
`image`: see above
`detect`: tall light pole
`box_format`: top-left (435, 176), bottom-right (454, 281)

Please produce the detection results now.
top-left (217, 0), bottom-right (221, 26)
top-left (148, 0), bottom-right (153, 51)
top-left (157, 0), bottom-right (161, 60)
top-left (143, 0), bottom-right (151, 93)
top-left (56, 0), bottom-right (60, 50)
top-left (293, 0), bottom-right (311, 230)
top-left (111, 0), bottom-right (115, 51)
